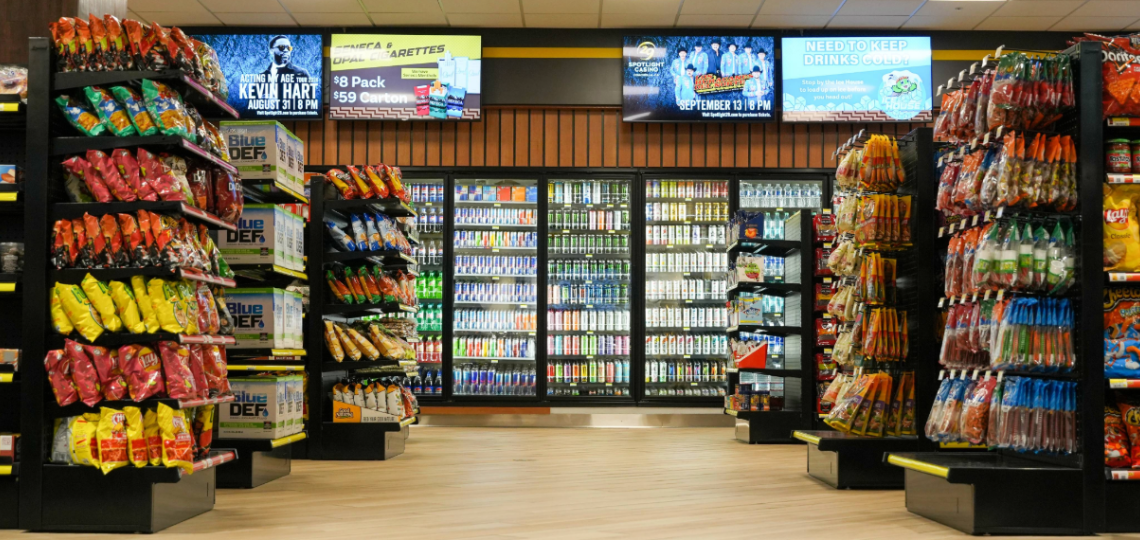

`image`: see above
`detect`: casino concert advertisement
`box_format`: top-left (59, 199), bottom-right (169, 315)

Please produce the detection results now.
top-left (329, 34), bottom-right (482, 121)
top-left (622, 35), bottom-right (776, 123)
top-left (192, 33), bottom-right (323, 119)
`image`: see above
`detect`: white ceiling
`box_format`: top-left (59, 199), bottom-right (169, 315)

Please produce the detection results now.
top-left (127, 0), bottom-right (1140, 31)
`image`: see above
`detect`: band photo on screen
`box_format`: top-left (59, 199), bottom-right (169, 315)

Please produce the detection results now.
top-left (623, 35), bottom-right (775, 122)
top-left (193, 33), bottom-right (323, 119)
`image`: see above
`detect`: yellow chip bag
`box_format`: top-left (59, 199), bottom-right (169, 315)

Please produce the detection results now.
top-left (174, 281), bottom-right (200, 336)
top-left (96, 407), bottom-right (129, 474)
top-left (144, 408), bottom-right (162, 466)
top-left (147, 278), bottom-right (186, 334)
top-left (131, 275), bottom-right (160, 333)
top-left (50, 284), bottom-right (74, 335)
top-left (157, 403), bottom-right (194, 474)
top-left (109, 280), bottom-right (145, 334)
top-left (1105, 184), bottom-right (1140, 272)
top-left (57, 282), bottom-right (106, 342)
top-left (81, 273), bottom-right (123, 332)
top-left (124, 406), bottom-right (148, 468)
top-left (68, 413), bottom-right (101, 467)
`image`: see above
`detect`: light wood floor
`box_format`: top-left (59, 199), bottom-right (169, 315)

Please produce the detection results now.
top-left (6, 427), bottom-right (1127, 539)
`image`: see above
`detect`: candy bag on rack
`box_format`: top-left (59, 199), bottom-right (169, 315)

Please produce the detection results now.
top-left (158, 341), bottom-right (195, 400)
top-left (96, 407), bottom-right (129, 474)
top-left (157, 403), bottom-right (194, 474)
top-left (55, 94), bottom-right (106, 136)
top-left (120, 344), bottom-right (164, 401)
top-left (124, 406), bottom-right (148, 468)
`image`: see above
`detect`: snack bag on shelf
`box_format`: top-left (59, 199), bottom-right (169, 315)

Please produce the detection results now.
top-left (120, 344), bottom-right (164, 401)
top-left (141, 79), bottom-right (190, 140)
top-left (45, 350), bottom-right (79, 407)
top-left (1105, 184), bottom-right (1140, 272)
top-left (61, 156), bottom-right (112, 203)
top-left (103, 15), bottom-right (130, 70)
top-left (159, 341), bottom-right (196, 399)
top-left (49, 285), bottom-right (74, 335)
top-left (86, 344), bottom-right (125, 401)
top-left (186, 345), bottom-right (210, 400)
top-left (96, 407), bottom-right (129, 474)
top-left (157, 403), bottom-right (194, 474)
top-left (124, 406), bottom-right (148, 468)
top-left (99, 214), bottom-right (131, 267)
top-left (143, 408), bottom-right (162, 466)
top-left (55, 94), bottom-right (106, 136)
top-left (68, 413), bottom-right (100, 468)
top-left (325, 169), bottom-right (359, 200)
top-left (57, 282), bottom-right (106, 342)
top-left (147, 278), bottom-right (187, 333)
top-left (84, 86), bottom-right (136, 137)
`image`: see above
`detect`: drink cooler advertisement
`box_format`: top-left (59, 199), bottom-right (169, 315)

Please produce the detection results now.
top-left (622, 35), bottom-right (776, 122)
top-left (329, 34), bottom-right (481, 120)
top-left (192, 33), bottom-right (323, 119)
top-left (781, 36), bottom-right (933, 123)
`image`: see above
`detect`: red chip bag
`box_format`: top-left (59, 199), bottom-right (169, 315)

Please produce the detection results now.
top-left (86, 150), bottom-right (136, 202)
top-left (73, 17), bottom-right (95, 71)
top-left (111, 148), bottom-right (157, 201)
top-left (158, 341), bottom-right (196, 400)
top-left (136, 210), bottom-right (159, 264)
top-left (44, 350), bottom-right (79, 407)
top-left (103, 15), bottom-right (131, 70)
top-left (87, 14), bottom-right (111, 71)
top-left (1107, 405), bottom-right (1133, 468)
top-left (51, 219), bottom-right (76, 270)
top-left (187, 345), bottom-right (210, 399)
top-left (100, 214), bottom-right (130, 268)
top-left (118, 213), bottom-right (152, 268)
top-left (62, 156), bottom-right (112, 203)
top-left (136, 148), bottom-right (184, 201)
top-left (71, 217), bottom-right (96, 269)
top-left (212, 169), bottom-right (242, 224)
top-left (1119, 398), bottom-right (1140, 469)
top-left (119, 344), bottom-right (164, 401)
top-left (64, 339), bottom-right (102, 407)
top-left (86, 344), bottom-right (126, 401)
top-left (363, 165), bottom-right (390, 198)
top-left (195, 283), bottom-right (220, 335)
top-left (83, 213), bottom-right (111, 268)
top-left (200, 345), bottom-right (227, 395)
top-left (186, 163), bottom-right (212, 212)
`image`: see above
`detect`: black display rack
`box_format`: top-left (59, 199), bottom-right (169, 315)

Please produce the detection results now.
top-left (0, 83), bottom-right (26, 531)
top-left (18, 37), bottom-right (251, 533)
top-left (724, 212), bottom-right (816, 443)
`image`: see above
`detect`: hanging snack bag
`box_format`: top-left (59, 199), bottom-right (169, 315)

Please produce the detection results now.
top-left (124, 406), bottom-right (148, 468)
top-left (130, 275), bottom-right (160, 333)
top-left (81, 273), bottom-right (123, 332)
top-left (50, 18), bottom-right (78, 72)
top-left (143, 409), bottom-right (162, 465)
top-left (55, 94), bottom-right (106, 136)
top-left (96, 407), bottom-right (129, 474)
top-left (120, 344), bottom-right (164, 401)
top-left (147, 278), bottom-right (187, 333)
top-left (157, 403), bottom-right (194, 474)
top-left (45, 350), bottom-right (79, 407)
top-left (109, 280), bottom-right (145, 334)
top-left (141, 79), bottom-right (189, 139)
top-left (109, 86), bottom-right (157, 136)
top-left (57, 282), bottom-right (106, 342)
top-left (158, 341), bottom-right (196, 400)
top-left (87, 14), bottom-right (111, 69)
top-left (214, 288), bottom-right (235, 335)
top-left (84, 86), bottom-right (136, 137)
top-left (87, 344), bottom-right (126, 400)
top-left (51, 219), bottom-right (75, 270)
top-left (68, 413), bottom-right (100, 468)
top-left (363, 214), bottom-right (383, 251)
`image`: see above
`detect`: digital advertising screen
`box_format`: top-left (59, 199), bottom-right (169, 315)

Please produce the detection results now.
top-left (192, 33), bottom-right (323, 120)
top-left (622, 35), bottom-right (776, 123)
top-left (781, 36), bottom-right (933, 123)
top-left (328, 34), bottom-right (481, 121)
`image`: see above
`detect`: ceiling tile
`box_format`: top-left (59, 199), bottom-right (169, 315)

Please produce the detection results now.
top-left (1070, 0), bottom-right (1140, 17)
top-left (441, 0), bottom-right (520, 13)
top-left (974, 16), bottom-right (1064, 30)
top-left (827, 15), bottom-right (909, 28)
top-left (758, 0), bottom-right (842, 15)
top-left (992, 0), bottom-right (1083, 17)
top-left (214, 12), bottom-right (298, 24)
top-left (752, 14), bottom-right (833, 27)
top-left (524, 12), bottom-right (599, 26)
top-left (134, 10), bottom-right (223, 24)
top-left (280, 0), bottom-right (363, 13)
top-left (199, 0), bottom-right (284, 13)
top-left (361, 0), bottom-right (443, 12)
top-left (679, 0), bottom-right (762, 15)
top-left (676, 13), bottom-right (752, 26)
top-left (447, 12), bottom-right (524, 25)
top-left (836, 0), bottom-right (923, 16)
top-left (293, 12), bottom-right (373, 24)
top-left (367, 11), bottom-right (450, 24)
top-left (911, 1), bottom-right (1003, 18)
top-left (1050, 15), bottom-right (1134, 30)
top-left (602, 0), bottom-right (682, 14)
top-left (128, 0), bottom-right (209, 12)
top-left (902, 14), bottom-right (989, 30)
top-left (523, 0), bottom-right (600, 13)
top-left (601, 11), bottom-right (678, 26)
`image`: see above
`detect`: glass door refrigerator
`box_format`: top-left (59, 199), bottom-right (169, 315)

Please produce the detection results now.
top-left (643, 178), bottom-right (732, 401)
top-left (451, 178), bottom-right (539, 398)
top-left (738, 178), bottom-right (826, 213)
top-left (545, 177), bottom-right (634, 400)
top-left (405, 177), bottom-right (446, 400)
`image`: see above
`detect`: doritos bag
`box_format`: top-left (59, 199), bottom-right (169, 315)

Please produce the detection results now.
top-left (157, 403), bottom-right (194, 474)
top-left (96, 407), bottom-right (129, 474)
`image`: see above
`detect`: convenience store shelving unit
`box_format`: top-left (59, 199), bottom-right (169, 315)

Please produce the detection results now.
top-left (19, 37), bottom-right (248, 533)
top-left (0, 82), bottom-right (25, 531)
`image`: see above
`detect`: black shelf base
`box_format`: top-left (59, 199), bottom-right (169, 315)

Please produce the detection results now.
top-left (0, 475), bottom-right (15, 529)
top-left (1106, 481), bottom-right (1140, 533)
top-left (888, 452), bottom-right (1084, 536)
top-left (37, 465), bottom-right (215, 533)
top-left (794, 431), bottom-right (917, 490)
top-left (318, 422), bottom-right (406, 461)
top-left (730, 410), bottom-right (805, 444)
top-left (217, 446), bottom-right (291, 490)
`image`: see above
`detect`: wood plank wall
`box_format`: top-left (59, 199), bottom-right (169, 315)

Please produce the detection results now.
top-left (287, 106), bottom-right (927, 170)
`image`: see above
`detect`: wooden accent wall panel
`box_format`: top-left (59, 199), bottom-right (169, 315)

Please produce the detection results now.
top-left (290, 107), bottom-right (927, 170)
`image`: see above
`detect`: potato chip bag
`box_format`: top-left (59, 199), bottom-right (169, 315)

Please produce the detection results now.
top-left (120, 344), bottom-right (164, 401)
top-left (141, 79), bottom-right (189, 139)
top-left (148, 278), bottom-right (187, 334)
top-left (213, 169), bottom-right (243, 225)
top-left (1120, 397), bottom-right (1140, 469)
top-left (99, 214), bottom-right (131, 267)
top-left (195, 283), bottom-right (219, 335)
top-left (137, 148), bottom-right (185, 202)
top-left (345, 165), bottom-right (375, 199)
top-left (84, 86), bottom-right (136, 137)
top-left (108, 280), bottom-right (145, 334)
top-left (143, 408), bottom-right (162, 466)
top-left (325, 168), bottom-right (358, 200)
top-left (192, 404), bottom-right (214, 460)
top-left (110, 148), bottom-right (158, 202)
top-left (64, 339), bottom-right (102, 407)
top-left (50, 285), bottom-right (74, 335)
top-left (45, 350), bottom-right (79, 407)
top-left (186, 345), bottom-right (209, 399)
top-left (363, 165), bottom-right (390, 198)
top-left (158, 341), bottom-right (196, 399)
top-left (1107, 405), bottom-right (1132, 468)
top-left (109, 86), bottom-right (157, 136)
top-left (69, 413), bottom-right (100, 467)
top-left (86, 149), bottom-right (136, 202)
top-left (57, 282), bottom-right (106, 342)
top-left (157, 403), bottom-right (194, 474)
top-left (1105, 184), bottom-right (1140, 272)
top-left (161, 155), bottom-right (197, 206)
top-left (96, 407), bottom-right (129, 474)
top-left (131, 275), bottom-right (160, 333)
top-left (124, 406), bottom-right (148, 468)
top-left (174, 281), bottom-right (200, 335)
top-left (86, 344), bottom-right (126, 401)
top-left (200, 345), bottom-right (228, 395)
top-left (61, 156), bottom-right (112, 203)
top-left (55, 94), bottom-right (106, 136)
top-left (81, 273), bottom-right (122, 332)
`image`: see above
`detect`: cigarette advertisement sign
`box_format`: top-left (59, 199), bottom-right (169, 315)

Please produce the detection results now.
top-left (329, 34), bottom-right (481, 121)
top-left (781, 36), bottom-right (933, 123)
top-left (622, 35), bottom-right (776, 123)
top-left (192, 34), bottom-right (323, 119)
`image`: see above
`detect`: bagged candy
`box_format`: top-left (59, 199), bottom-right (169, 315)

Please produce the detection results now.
top-left (45, 350), bottom-right (79, 406)
top-left (68, 414), bottom-right (101, 468)
top-left (157, 403), bottom-right (194, 474)
top-left (96, 407), bottom-right (129, 474)
top-left (55, 94), bottom-right (106, 136)
top-left (64, 339), bottom-right (102, 407)
top-left (143, 408), bottom-right (162, 465)
top-left (84, 86), bottom-right (136, 137)
top-left (57, 282), bottom-right (106, 342)
top-left (110, 86), bottom-right (157, 136)
top-left (141, 79), bottom-right (189, 139)
top-left (159, 341), bottom-right (196, 399)
top-left (62, 156), bottom-right (112, 203)
top-left (137, 148), bottom-right (185, 201)
top-left (81, 273), bottom-right (123, 332)
top-left (87, 344), bottom-right (126, 401)
top-left (124, 406), bottom-right (148, 468)
top-left (120, 344), bottom-right (164, 401)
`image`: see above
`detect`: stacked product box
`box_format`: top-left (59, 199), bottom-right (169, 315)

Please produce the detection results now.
top-left (226, 288), bottom-right (304, 350)
top-left (216, 204), bottom-right (305, 271)
top-left (220, 120), bottom-right (305, 197)
top-left (218, 373), bottom-right (305, 439)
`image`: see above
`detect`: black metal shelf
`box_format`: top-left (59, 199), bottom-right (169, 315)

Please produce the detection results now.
top-left (49, 267), bottom-right (236, 288)
top-left (322, 197), bottom-right (416, 217)
top-left (323, 249), bottom-right (416, 265)
top-left (52, 201), bottom-right (237, 232)
top-left (727, 239), bottom-right (801, 255)
top-left (727, 325), bottom-right (801, 335)
top-left (48, 394), bottom-right (235, 419)
top-left (52, 69), bottom-right (238, 119)
top-left (322, 302), bottom-right (417, 315)
top-left (51, 135), bottom-right (236, 175)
